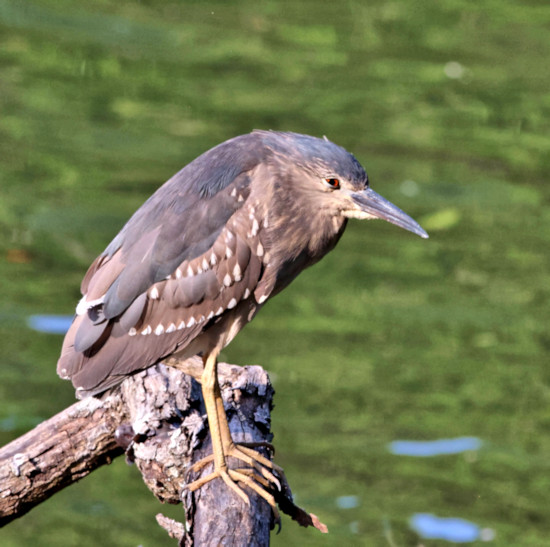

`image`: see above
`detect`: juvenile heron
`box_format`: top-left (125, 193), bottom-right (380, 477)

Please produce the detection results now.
top-left (57, 130), bottom-right (428, 508)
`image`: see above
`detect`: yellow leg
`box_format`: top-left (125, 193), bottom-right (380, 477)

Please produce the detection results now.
top-left (185, 351), bottom-right (284, 508)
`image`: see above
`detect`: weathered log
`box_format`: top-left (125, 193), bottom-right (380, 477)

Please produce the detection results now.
top-left (0, 357), bottom-right (327, 544)
top-left (0, 383), bottom-right (125, 525)
top-left (0, 358), bottom-right (274, 544)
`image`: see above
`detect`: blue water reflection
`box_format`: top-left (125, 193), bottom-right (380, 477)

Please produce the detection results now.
top-left (410, 513), bottom-right (494, 542)
top-left (336, 495), bottom-right (360, 509)
top-left (389, 437), bottom-right (482, 457)
top-left (27, 315), bottom-right (73, 334)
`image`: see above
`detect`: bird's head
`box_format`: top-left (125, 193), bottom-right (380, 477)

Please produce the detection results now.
top-left (261, 131), bottom-right (428, 239)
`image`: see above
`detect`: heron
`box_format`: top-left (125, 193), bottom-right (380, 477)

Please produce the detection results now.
top-left (57, 130), bottom-right (428, 509)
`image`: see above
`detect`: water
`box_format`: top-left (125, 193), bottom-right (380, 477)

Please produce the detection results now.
top-left (389, 437), bottom-right (483, 457)
top-left (27, 315), bottom-right (73, 335)
top-left (410, 513), bottom-right (495, 543)
top-left (1, 1), bottom-right (550, 545)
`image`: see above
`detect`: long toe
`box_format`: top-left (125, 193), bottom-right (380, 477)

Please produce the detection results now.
top-left (185, 442), bottom-right (287, 507)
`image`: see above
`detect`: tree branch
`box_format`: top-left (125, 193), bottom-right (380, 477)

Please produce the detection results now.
top-left (0, 357), bottom-right (327, 544)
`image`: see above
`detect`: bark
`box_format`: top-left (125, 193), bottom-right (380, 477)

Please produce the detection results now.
top-left (0, 357), bottom-right (327, 544)
top-left (0, 387), bottom-right (124, 525)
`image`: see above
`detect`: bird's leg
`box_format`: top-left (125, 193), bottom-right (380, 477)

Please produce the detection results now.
top-left (185, 351), bottom-right (284, 508)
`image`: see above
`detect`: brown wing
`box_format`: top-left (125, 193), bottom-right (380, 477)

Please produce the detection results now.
top-left (57, 195), bottom-right (272, 398)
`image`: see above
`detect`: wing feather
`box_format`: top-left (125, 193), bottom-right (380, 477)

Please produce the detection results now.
top-left (57, 182), bottom-right (274, 397)
top-left (98, 142), bottom-right (259, 318)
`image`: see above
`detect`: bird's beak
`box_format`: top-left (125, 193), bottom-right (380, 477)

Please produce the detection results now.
top-left (347, 187), bottom-right (429, 239)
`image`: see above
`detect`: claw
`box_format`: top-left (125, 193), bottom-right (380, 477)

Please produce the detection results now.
top-left (185, 442), bottom-right (284, 506)
top-left (229, 469), bottom-right (276, 507)
top-left (236, 444), bottom-right (283, 489)
top-left (239, 440), bottom-right (276, 455)
top-left (186, 467), bottom-right (251, 505)
top-left (221, 470), bottom-right (250, 504)
top-left (234, 467), bottom-right (271, 489)
top-left (272, 506), bottom-right (282, 534)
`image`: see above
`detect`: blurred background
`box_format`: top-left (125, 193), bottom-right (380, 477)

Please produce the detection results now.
top-left (1, 0), bottom-right (549, 545)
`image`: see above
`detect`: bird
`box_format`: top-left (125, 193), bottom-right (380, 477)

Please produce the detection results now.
top-left (57, 130), bottom-right (428, 508)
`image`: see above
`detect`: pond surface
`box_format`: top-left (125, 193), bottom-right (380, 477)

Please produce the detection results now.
top-left (1, 1), bottom-right (550, 545)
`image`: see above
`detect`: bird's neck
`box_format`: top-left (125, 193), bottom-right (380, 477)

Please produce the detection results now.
top-left (266, 203), bottom-right (348, 295)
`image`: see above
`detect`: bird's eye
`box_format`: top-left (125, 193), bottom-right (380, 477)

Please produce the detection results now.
top-left (324, 177), bottom-right (340, 189)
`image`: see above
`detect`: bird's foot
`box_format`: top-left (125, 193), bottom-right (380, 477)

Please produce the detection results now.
top-left (185, 442), bottom-right (284, 510)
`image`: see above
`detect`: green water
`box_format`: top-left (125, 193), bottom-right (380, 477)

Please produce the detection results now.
top-left (1, 0), bottom-right (549, 545)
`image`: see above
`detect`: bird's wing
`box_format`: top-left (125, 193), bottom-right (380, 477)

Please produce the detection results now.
top-left (92, 135), bottom-right (264, 320)
top-left (57, 136), bottom-right (277, 396)
top-left (58, 188), bottom-right (271, 397)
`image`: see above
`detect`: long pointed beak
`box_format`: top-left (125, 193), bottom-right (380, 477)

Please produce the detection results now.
top-left (350, 187), bottom-right (429, 239)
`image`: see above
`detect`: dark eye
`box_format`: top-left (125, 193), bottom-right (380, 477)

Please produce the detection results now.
top-left (324, 177), bottom-right (340, 189)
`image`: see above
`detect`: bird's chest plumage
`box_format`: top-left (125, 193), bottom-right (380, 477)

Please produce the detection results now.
top-left (263, 211), bottom-right (347, 297)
